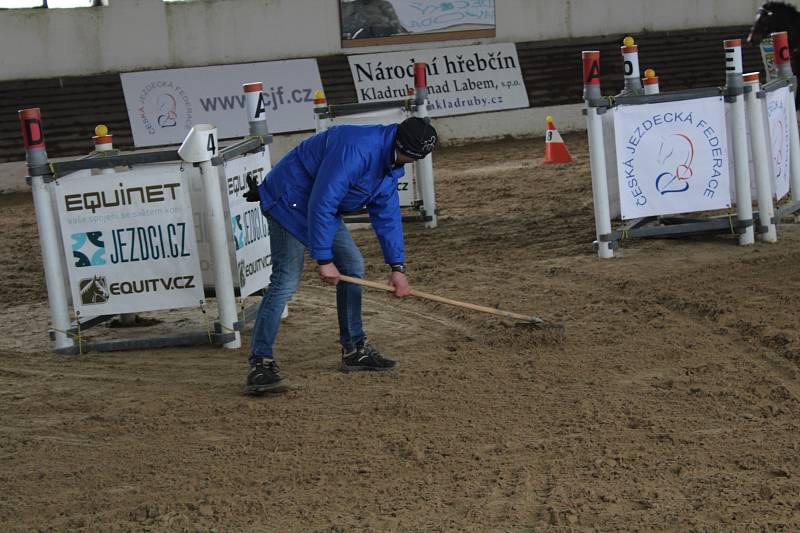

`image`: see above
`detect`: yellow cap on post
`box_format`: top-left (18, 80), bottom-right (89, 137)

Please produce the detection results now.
top-left (546, 115), bottom-right (554, 123)
top-left (623, 36), bottom-right (635, 47)
top-left (95, 124), bottom-right (109, 136)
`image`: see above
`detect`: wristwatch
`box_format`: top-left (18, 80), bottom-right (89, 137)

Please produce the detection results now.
top-left (390, 264), bottom-right (406, 274)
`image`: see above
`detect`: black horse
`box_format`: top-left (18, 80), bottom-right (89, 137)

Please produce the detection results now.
top-left (748, 2), bottom-right (800, 48)
top-left (747, 3), bottom-right (800, 68)
top-left (748, 2), bottom-right (800, 107)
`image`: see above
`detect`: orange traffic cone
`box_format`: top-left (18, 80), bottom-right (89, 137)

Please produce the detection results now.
top-left (543, 115), bottom-right (572, 164)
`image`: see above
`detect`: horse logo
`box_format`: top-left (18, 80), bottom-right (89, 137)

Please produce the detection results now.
top-left (238, 260), bottom-right (246, 289)
top-left (655, 133), bottom-right (695, 195)
top-left (71, 231), bottom-right (106, 268)
top-left (157, 93), bottom-right (178, 129)
top-left (79, 276), bottom-right (109, 305)
top-left (421, 134), bottom-right (438, 153)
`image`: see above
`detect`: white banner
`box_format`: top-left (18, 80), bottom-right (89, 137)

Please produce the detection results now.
top-left (55, 166), bottom-right (204, 316)
top-left (766, 86), bottom-right (791, 200)
top-left (121, 59), bottom-right (323, 147)
top-left (222, 151), bottom-right (273, 298)
top-left (348, 43), bottom-right (529, 117)
top-left (613, 96), bottom-right (732, 219)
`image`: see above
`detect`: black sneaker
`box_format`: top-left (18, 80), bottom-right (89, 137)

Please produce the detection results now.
top-left (340, 341), bottom-right (397, 373)
top-left (244, 359), bottom-right (288, 395)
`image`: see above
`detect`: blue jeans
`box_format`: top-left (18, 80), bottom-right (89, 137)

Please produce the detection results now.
top-left (249, 216), bottom-right (365, 365)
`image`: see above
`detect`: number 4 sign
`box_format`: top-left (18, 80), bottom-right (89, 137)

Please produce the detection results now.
top-left (178, 124), bottom-right (219, 164)
top-left (207, 132), bottom-right (217, 156)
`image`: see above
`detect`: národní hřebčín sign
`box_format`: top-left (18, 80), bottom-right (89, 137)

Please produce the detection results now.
top-left (54, 166), bottom-right (205, 316)
top-left (347, 43), bottom-right (529, 117)
top-left (612, 96), bottom-right (732, 220)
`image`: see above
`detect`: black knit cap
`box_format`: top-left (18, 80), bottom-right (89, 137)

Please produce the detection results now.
top-left (395, 117), bottom-right (438, 160)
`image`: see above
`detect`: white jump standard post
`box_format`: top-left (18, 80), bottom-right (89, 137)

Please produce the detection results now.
top-left (582, 51), bottom-right (614, 259)
top-left (772, 31), bottom-right (800, 203)
top-left (725, 39), bottom-right (755, 246)
top-left (20, 108), bottom-right (76, 353)
top-left (742, 72), bottom-right (778, 242)
top-left (412, 62), bottom-right (437, 229)
top-left (621, 37), bottom-right (643, 96)
top-left (178, 124), bottom-right (241, 349)
top-left (241, 81), bottom-right (287, 320)
top-left (313, 90), bottom-right (330, 132)
top-left (243, 82), bottom-right (270, 138)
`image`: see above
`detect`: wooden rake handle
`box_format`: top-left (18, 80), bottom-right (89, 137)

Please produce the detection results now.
top-left (339, 274), bottom-right (547, 326)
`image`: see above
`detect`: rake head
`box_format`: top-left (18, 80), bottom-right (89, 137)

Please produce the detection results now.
top-left (515, 317), bottom-right (566, 337)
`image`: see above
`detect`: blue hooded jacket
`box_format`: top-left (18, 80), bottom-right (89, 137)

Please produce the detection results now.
top-left (257, 123), bottom-right (405, 264)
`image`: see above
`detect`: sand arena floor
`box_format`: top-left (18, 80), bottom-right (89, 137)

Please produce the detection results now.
top-left (1, 133), bottom-right (800, 531)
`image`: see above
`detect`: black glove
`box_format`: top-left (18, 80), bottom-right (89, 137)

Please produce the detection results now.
top-left (243, 175), bottom-right (260, 202)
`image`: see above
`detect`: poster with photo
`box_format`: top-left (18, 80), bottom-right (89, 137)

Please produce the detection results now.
top-left (340, 0), bottom-right (495, 47)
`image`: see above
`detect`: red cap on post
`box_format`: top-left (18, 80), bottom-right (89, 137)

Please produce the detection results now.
top-left (772, 32), bottom-right (791, 65)
top-left (582, 51), bottom-right (601, 86)
top-left (414, 63), bottom-right (427, 88)
top-left (243, 82), bottom-right (263, 93)
top-left (19, 108), bottom-right (45, 150)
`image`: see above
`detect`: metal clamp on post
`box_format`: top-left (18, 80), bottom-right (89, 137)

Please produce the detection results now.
top-left (25, 164), bottom-right (56, 184)
top-left (215, 320), bottom-right (245, 333)
top-left (582, 96), bottom-right (614, 116)
top-left (724, 85), bottom-right (745, 102)
top-left (592, 239), bottom-right (619, 251)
